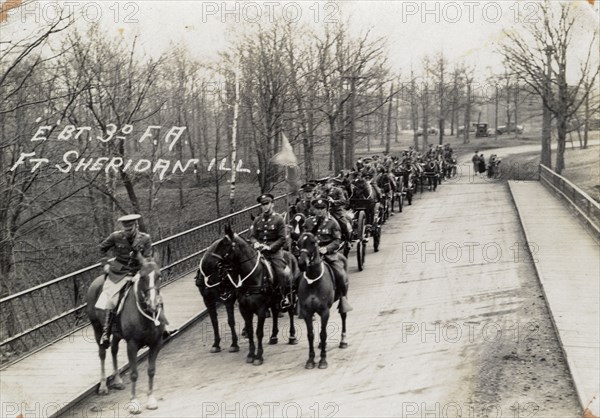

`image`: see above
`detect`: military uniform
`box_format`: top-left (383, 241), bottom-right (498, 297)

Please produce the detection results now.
top-left (320, 184), bottom-right (351, 241)
top-left (304, 205), bottom-right (352, 312)
top-left (97, 214), bottom-right (174, 348)
top-left (249, 195), bottom-right (287, 288)
top-left (99, 230), bottom-right (152, 274)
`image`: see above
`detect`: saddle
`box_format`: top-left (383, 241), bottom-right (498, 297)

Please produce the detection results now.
top-left (259, 255), bottom-right (274, 285)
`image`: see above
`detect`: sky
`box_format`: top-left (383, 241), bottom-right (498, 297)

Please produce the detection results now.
top-left (2, 0), bottom-right (599, 81)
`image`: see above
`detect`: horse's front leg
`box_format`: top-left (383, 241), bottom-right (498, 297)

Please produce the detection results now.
top-left (206, 299), bottom-right (222, 353)
top-left (318, 311), bottom-right (330, 369)
top-left (269, 304), bottom-right (279, 345)
top-left (97, 341), bottom-right (109, 395)
top-left (288, 310), bottom-right (297, 345)
top-left (126, 341), bottom-right (142, 415)
top-left (304, 315), bottom-right (316, 369)
top-left (254, 310), bottom-right (266, 365)
top-left (110, 336), bottom-right (125, 390)
top-left (242, 311), bottom-right (255, 364)
top-left (339, 312), bottom-right (348, 348)
top-left (226, 300), bottom-right (239, 352)
top-left (146, 342), bottom-right (162, 410)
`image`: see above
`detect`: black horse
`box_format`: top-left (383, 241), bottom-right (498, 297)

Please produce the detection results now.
top-left (212, 224), bottom-right (299, 364)
top-left (195, 238), bottom-right (240, 353)
top-left (296, 232), bottom-right (349, 369)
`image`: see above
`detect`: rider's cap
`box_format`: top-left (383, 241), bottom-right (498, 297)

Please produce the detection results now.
top-left (300, 183), bottom-right (316, 192)
top-left (118, 214), bottom-right (141, 224)
top-left (257, 193), bottom-right (274, 204)
top-left (312, 198), bottom-right (329, 209)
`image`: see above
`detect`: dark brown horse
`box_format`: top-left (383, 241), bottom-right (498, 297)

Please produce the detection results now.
top-left (296, 232), bottom-right (348, 369)
top-left (86, 257), bottom-right (165, 414)
top-left (212, 224), bottom-right (298, 364)
top-left (195, 238), bottom-right (240, 353)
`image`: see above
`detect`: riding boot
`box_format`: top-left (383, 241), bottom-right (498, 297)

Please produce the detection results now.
top-left (332, 267), bottom-right (353, 313)
top-left (100, 310), bottom-right (113, 349)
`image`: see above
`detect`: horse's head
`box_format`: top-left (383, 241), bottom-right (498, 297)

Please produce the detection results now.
top-left (290, 213), bottom-right (306, 241)
top-left (296, 232), bottom-right (320, 272)
top-left (136, 259), bottom-right (162, 313)
top-left (197, 238), bottom-right (230, 289)
top-left (214, 223), bottom-right (256, 271)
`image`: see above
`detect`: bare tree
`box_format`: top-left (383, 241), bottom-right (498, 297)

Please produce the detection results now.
top-left (500, 1), bottom-right (599, 173)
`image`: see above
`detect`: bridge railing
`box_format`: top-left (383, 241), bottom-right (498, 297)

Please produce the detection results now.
top-left (539, 164), bottom-right (600, 237)
top-left (0, 195), bottom-right (290, 368)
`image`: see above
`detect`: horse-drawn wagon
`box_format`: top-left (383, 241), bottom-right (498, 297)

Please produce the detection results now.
top-left (348, 197), bottom-right (381, 271)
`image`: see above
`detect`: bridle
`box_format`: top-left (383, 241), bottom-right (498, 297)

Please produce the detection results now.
top-left (199, 251), bottom-right (226, 288)
top-left (298, 234), bottom-right (325, 285)
top-left (216, 235), bottom-right (262, 289)
top-left (134, 268), bottom-right (163, 326)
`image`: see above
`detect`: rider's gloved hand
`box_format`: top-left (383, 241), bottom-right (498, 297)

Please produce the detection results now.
top-left (103, 264), bottom-right (110, 274)
top-left (253, 242), bottom-right (261, 250)
top-left (319, 246), bottom-right (328, 255)
top-left (262, 244), bottom-right (271, 252)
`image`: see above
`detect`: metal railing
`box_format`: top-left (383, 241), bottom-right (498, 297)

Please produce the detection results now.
top-left (0, 195), bottom-right (290, 367)
top-left (539, 164), bottom-right (600, 237)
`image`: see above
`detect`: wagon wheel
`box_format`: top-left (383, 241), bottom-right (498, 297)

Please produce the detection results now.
top-left (356, 210), bottom-right (366, 271)
top-left (372, 225), bottom-right (380, 252)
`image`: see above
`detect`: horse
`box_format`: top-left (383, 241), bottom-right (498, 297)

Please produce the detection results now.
top-left (213, 224), bottom-right (298, 365)
top-left (296, 232), bottom-right (348, 369)
top-left (194, 238), bottom-right (240, 353)
top-left (423, 159), bottom-right (440, 191)
top-left (350, 175), bottom-right (381, 226)
top-left (86, 256), bottom-right (165, 414)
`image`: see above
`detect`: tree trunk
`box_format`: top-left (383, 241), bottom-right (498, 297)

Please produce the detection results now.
top-left (386, 83), bottom-right (393, 154)
top-left (555, 115), bottom-right (567, 174)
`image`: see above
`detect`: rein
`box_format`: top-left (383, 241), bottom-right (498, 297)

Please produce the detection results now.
top-left (228, 252), bottom-right (261, 289)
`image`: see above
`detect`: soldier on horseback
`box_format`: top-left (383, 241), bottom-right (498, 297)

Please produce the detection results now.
top-left (294, 183), bottom-right (316, 217)
top-left (320, 179), bottom-right (352, 244)
top-left (303, 199), bottom-right (353, 313)
top-left (249, 193), bottom-right (291, 309)
top-left (97, 214), bottom-right (175, 348)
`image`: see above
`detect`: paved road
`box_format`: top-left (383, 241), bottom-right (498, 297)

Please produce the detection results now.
top-left (62, 162), bottom-right (581, 418)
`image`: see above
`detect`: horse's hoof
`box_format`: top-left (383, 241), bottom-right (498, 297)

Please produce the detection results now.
top-left (305, 360), bottom-right (316, 369)
top-left (269, 337), bottom-right (278, 345)
top-left (253, 358), bottom-right (264, 366)
top-left (98, 386), bottom-right (109, 396)
top-left (110, 382), bottom-right (125, 390)
top-left (288, 337), bottom-right (298, 345)
top-left (246, 356), bottom-right (254, 363)
top-left (229, 345), bottom-right (240, 353)
top-left (127, 399), bottom-right (142, 415)
top-left (339, 341), bottom-right (348, 349)
top-left (147, 395), bottom-right (158, 410)
top-left (318, 359), bottom-right (328, 369)
top-left (210, 346), bottom-right (221, 353)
